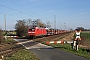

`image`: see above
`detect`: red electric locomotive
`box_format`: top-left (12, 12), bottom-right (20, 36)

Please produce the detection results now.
top-left (28, 27), bottom-right (47, 38)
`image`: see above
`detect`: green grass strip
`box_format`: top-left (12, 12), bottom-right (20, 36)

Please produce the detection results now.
top-left (5, 49), bottom-right (39, 60)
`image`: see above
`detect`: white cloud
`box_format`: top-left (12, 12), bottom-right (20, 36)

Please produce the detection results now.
top-left (69, 12), bottom-right (88, 17)
top-left (74, 12), bottom-right (88, 16)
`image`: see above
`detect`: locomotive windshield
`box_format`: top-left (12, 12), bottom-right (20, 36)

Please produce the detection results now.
top-left (29, 28), bottom-right (35, 31)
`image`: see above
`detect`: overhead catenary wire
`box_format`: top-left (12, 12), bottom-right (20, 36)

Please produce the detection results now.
top-left (0, 4), bottom-right (37, 18)
top-left (9, 0), bottom-right (38, 17)
top-left (0, 4), bottom-right (27, 15)
top-left (8, 0), bottom-right (22, 8)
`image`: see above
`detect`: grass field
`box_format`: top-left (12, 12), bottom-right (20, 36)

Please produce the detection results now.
top-left (5, 49), bottom-right (39, 60)
top-left (81, 31), bottom-right (90, 42)
top-left (82, 31), bottom-right (90, 33)
top-left (2, 31), bottom-right (17, 36)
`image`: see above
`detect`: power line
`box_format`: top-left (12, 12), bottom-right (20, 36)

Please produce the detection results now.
top-left (0, 4), bottom-right (36, 18)
top-left (0, 4), bottom-right (26, 14)
top-left (9, 0), bottom-right (22, 8)
top-left (9, 0), bottom-right (38, 17)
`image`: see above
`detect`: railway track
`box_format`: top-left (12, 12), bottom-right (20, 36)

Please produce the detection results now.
top-left (0, 43), bottom-right (24, 59)
top-left (32, 33), bottom-right (70, 43)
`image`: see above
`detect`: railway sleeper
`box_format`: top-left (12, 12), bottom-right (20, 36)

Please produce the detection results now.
top-left (0, 50), bottom-right (12, 55)
top-left (4, 51), bottom-right (16, 57)
top-left (0, 46), bottom-right (12, 51)
top-left (0, 48), bottom-right (23, 58)
top-left (0, 44), bottom-right (24, 59)
top-left (0, 47), bottom-right (23, 56)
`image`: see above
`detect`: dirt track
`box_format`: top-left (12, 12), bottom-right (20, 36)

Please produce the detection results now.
top-left (61, 32), bottom-right (74, 41)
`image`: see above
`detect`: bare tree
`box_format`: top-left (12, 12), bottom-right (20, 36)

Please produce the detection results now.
top-left (33, 19), bottom-right (46, 27)
top-left (26, 19), bottom-right (32, 26)
top-left (46, 21), bottom-right (51, 28)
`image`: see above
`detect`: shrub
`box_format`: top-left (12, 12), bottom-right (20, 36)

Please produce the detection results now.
top-left (0, 29), bottom-right (3, 43)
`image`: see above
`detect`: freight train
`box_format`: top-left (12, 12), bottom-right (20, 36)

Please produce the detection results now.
top-left (28, 26), bottom-right (67, 38)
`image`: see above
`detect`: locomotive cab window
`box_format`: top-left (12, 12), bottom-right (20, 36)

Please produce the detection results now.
top-left (29, 28), bottom-right (35, 31)
top-left (29, 29), bottom-right (32, 31)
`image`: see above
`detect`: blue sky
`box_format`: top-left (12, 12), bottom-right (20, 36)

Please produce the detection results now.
top-left (0, 0), bottom-right (90, 30)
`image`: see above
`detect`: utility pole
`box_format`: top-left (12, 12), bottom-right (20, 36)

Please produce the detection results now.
top-left (4, 15), bottom-right (6, 34)
top-left (4, 15), bottom-right (7, 40)
top-left (54, 15), bottom-right (56, 29)
top-left (64, 23), bottom-right (66, 32)
top-left (64, 23), bottom-right (66, 30)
